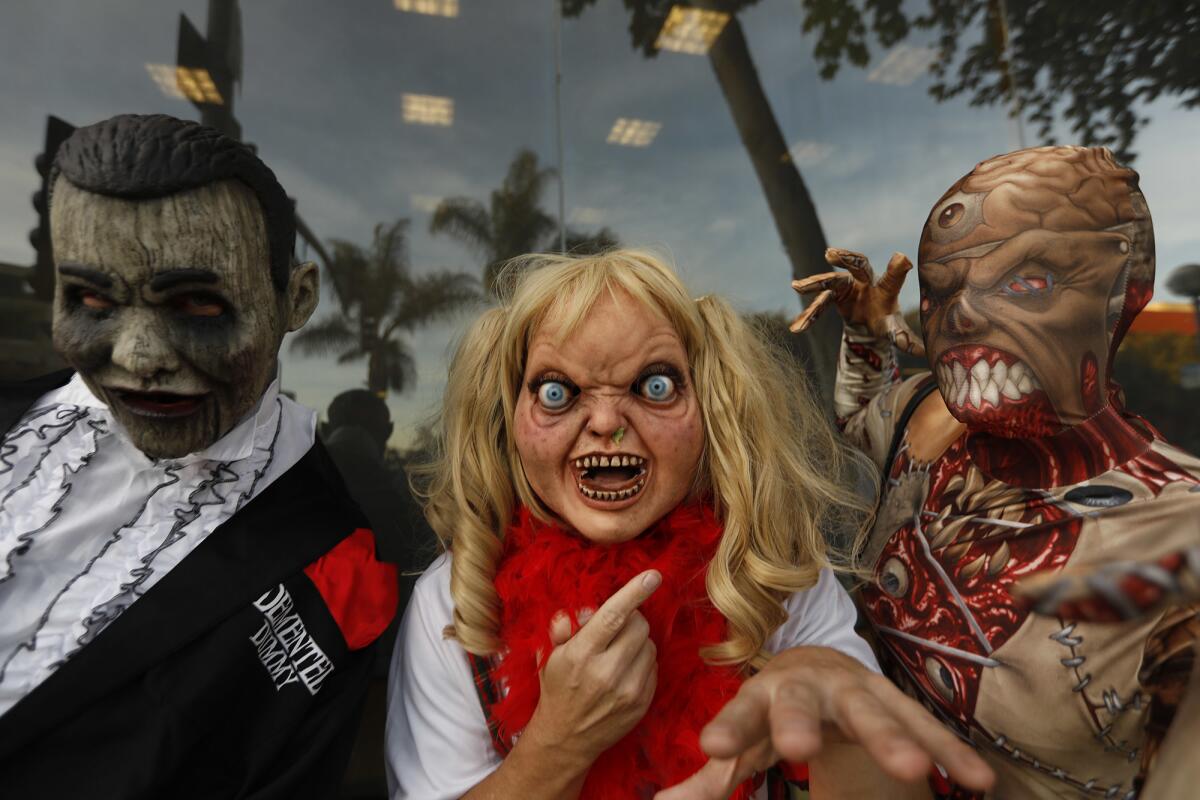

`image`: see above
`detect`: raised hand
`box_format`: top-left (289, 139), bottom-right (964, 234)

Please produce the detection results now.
top-left (790, 247), bottom-right (925, 357)
top-left (522, 570), bottom-right (661, 766)
top-left (655, 646), bottom-right (994, 799)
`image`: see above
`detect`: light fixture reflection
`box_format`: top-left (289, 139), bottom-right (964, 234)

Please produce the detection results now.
top-left (402, 93), bottom-right (455, 126)
top-left (606, 118), bottom-right (662, 148)
top-left (394, 0), bottom-right (459, 17)
top-left (654, 6), bottom-right (730, 55)
top-left (145, 64), bottom-right (224, 105)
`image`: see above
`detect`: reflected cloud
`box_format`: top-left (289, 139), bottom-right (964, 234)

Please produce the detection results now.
top-left (867, 45), bottom-right (936, 87)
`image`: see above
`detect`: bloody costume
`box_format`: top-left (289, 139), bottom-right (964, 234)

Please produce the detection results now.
top-left (838, 146), bottom-right (1200, 798)
top-left (384, 503), bottom-right (876, 799)
top-left (0, 115), bottom-right (399, 798)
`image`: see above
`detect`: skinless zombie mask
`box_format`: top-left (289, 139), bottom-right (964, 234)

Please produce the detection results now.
top-left (918, 146), bottom-right (1154, 439)
top-left (47, 115), bottom-right (317, 459)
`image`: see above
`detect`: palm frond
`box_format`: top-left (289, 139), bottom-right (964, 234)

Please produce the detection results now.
top-left (430, 198), bottom-right (492, 255)
top-left (289, 316), bottom-right (357, 357)
top-left (387, 271), bottom-right (481, 335)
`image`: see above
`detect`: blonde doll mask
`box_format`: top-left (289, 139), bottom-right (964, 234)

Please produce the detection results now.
top-left (513, 290), bottom-right (704, 545)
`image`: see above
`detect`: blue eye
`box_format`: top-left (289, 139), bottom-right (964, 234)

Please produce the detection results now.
top-left (537, 381), bottom-right (572, 410)
top-left (639, 374), bottom-right (676, 402)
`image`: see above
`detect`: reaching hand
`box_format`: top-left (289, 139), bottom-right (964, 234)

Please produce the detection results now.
top-left (522, 570), bottom-right (661, 766)
top-left (655, 646), bottom-right (994, 799)
top-left (790, 247), bottom-right (926, 357)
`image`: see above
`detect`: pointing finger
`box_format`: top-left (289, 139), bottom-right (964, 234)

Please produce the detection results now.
top-left (575, 570), bottom-right (661, 653)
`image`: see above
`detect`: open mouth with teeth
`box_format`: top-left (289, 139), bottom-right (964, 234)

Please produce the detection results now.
top-left (112, 389), bottom-right (207, 418)
top-left (937, 345), bottom-right (1059, 435)
top-left (571, 453), bottom-right (647, 503)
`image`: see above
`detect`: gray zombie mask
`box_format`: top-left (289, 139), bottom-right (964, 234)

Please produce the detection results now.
top-left (49, 177), bottom-right (317, 459)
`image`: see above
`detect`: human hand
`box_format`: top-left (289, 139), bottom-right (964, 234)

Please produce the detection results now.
top-left (522, 570), bottom-right (661, 767)
top-left (654, 646), bottom-right (993, 799)
top-left (790, 248), bottom-right (925, 357)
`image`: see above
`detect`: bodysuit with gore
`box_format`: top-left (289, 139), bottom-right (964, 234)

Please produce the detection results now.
top-left (838, 146), bottom-right (1200, 799)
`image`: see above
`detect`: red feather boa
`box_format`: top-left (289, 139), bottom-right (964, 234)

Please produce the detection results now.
top-left (489, 502), bottom-right (761, 799)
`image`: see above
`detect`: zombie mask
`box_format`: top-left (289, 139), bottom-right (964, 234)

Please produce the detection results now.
top-left (917, 146), bottom-right (1154, 439)
top-left (46, 115), bottom-right (317, 459)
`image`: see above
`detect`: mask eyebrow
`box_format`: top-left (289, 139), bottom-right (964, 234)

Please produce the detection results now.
top-left (149, 268), bottom-right (220, 291)
top-left (58, 263), bottom-right (113, 288)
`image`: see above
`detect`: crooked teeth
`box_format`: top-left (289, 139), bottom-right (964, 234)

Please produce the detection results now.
top-left (578, 479), bottom-right (646, 502)
top-left (573, 454), bottom-right (646, 469)
top-left (939, 356), bottom-right (1042, 410)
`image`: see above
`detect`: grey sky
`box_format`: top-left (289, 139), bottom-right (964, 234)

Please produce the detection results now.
top-left (2, 0), bottom-right (1198, 446)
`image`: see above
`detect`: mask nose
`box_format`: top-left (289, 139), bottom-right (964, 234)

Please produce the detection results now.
top-left (110, 309), bottom-right (181, 381)
top-left (944, 294), bottom-right (988, 338)
top-left (585, 397), bottom-right (628, 443)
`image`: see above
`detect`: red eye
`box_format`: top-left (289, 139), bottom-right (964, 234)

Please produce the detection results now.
top-left (1005, 274), bottom-right (1053, 296)
top-left (80, 291), bottom-right (114, 310)
top-left (174, 295), bottom-right (225, 317)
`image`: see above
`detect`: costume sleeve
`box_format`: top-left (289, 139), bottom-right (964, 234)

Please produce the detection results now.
top-left (385, 554), bottom-right (501, 800)
top-left (836, 323), bottom-right (931, 470)
top-left (244, 646), bottom-right (376, 800)
top-left (767, 568), bottom-right (881, 673)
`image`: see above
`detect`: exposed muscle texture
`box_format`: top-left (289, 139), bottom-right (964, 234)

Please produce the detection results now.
top-left (833, 147), bottom-right (1200, 798)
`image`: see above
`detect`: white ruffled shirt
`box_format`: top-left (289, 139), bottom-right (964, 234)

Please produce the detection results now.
top-left (385, 553), bottom-right (881, 800)
top-left (0, 372), bottom-right (315, 717)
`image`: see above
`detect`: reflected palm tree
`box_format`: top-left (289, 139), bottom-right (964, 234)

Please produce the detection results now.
top-left (431, 149), bottom-right (618, 296)
top-left (562, 0), bottom-right (840, 396)
top-left (290, 219), bottom-right (480, 396)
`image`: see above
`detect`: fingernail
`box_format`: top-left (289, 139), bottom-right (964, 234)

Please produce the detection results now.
top-left (577, 608), bottom-right (594, 625)
top-left (642, 571), bottom-right (662, 591)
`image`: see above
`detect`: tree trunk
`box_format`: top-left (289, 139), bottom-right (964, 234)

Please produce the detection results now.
top-left (367, 347), bottom-right (387, 396)
top-left (702, 8), bottom-right (841, 402)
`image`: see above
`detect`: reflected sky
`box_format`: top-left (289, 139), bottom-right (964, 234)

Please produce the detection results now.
top-left (2, 0), bottom-right (1198, 444)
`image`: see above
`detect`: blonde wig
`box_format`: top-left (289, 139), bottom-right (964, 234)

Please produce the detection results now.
top-left (415, 249), bottom-right (872, 669)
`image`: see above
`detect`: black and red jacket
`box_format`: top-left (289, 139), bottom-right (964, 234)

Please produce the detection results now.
top-left (0, 371), bottom-right (398, 799)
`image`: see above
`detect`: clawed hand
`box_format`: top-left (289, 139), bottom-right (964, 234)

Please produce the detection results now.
top-left (655, 646), bottom-right (994, 799)
top-left (790, 247), bottom-right (926, 358)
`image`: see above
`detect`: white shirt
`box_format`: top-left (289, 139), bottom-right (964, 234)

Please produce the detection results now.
top-left (0, 372), bottom-right (315, 717)
top-left (385, 553), bottom-right (880, 800)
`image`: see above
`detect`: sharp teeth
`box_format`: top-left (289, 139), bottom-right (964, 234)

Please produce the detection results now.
top-left (587, 456), bottom-right (596, 467)
top-left (956, 377), bottom-right (969, 407)
top-left (581, 485), bottom-right (595, 498)
top-left (1010, 362), bottom-right (1025, 382)
top-left (1001, 379), bottom-right (1021, 400)
top-left (992, 361), bottom-right (1007, 386)
top-left (971, 359), bottom-right (989, 384)
top-left (982, 380), bottom-right (1000, 407)
top-left (600, 456), bottom-right (610, 467)
top-left (953, 361), bottom-right (966, 387)
top-left (620, 456), bottom-right (629, 466)
top-left (969, 377), bottom-right (982, 409)
top-left (1017, 375), bottom-right (1033, 394)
